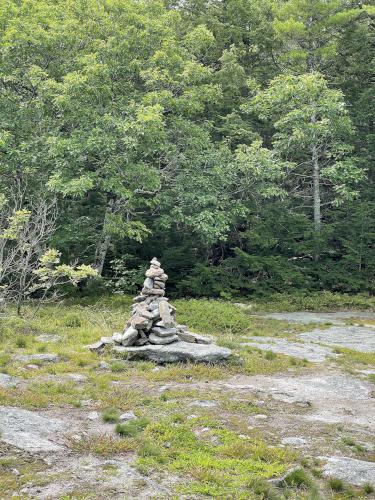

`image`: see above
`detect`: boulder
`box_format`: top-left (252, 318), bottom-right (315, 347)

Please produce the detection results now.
top-left (113, 341), bottom-right (232, 363)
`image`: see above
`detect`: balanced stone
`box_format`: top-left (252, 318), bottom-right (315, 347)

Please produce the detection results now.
top-left (131, 315), bottom-right (149, 329)
top-left (151, 327), bottom-right (178, 337)
top-left (87, 257), bottom-right (232, 363)
top-left (121, 326), bottom-right (138, 346)
top-left (149, 333), bottom-right (178, 345)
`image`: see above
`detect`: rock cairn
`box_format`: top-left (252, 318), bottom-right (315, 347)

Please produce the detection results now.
top-left (90, 258), bottom-right (213, 351)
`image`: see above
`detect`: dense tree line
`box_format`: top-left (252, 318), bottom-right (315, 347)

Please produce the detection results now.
top-left (0, 0), bottom-right (374, 299)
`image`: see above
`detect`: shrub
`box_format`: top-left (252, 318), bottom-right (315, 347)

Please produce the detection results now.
top-left (102, 408), bottom-right (120, 423)
top-left (115, 417), bottom-right (150, 437)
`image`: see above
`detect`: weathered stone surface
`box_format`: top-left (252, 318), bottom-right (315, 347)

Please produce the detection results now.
top-left (121, 326), bottom-right (138, 346)
top-left (242, 336), bottom-right (338, 362)
top-left (145, 267), bottom-right (164, 278)
top-left (13, 353), bottom-right (60, 363)
top-left (259, 311), bottom-right (375, 325)
top-left (133, 295), bottom-right (146, 303)
top-left (35, 334), bottom-right (61, 343)
top-left (281, 436), bottom-right (307, 447)
top-left (88, 340), bottom-right (106, 352)
top-left (100, 336), bottom-right (114, 345)
top-left (119, 411), bottom-right (137, 422)
top-left (151, 326), bottom-right (178, 337)
top-left (298, 326), bottom-right (375, 353)
top-left (65, 373), bottom-right (87, 383)
top-left (178, 331), bottom-right (213, 344)
top-left (321, 457), bottom-right (375, 486)
top-left (142, 287), bottom-right (165, 296)
top-left (150, 257), bottom-right (161, 267)
top-left (149, 333), bottom-right (178, 345)
top-left (131, 315), bottom-right (149, 329)
top-left (112, 332), bottom-right (124, 344)
top-left (113, 341), bottom-right (232, 363)
top-left (221, 371), bottom-right (375, 428)
top-left (0, 373), bottom-right (19, 388)
top-left (137, 308), bottom-right (154, 320)
top-left (176, 324), bottom-right (188, 332)
top-left (159, 300), bottom-right (174, 327)
top-left (143, 277), bottom-right (154, 289)
top-left (0, 406), bottom-right (66, 451)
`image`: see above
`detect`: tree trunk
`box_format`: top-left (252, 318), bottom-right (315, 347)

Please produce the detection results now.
top-left (94, 199), bottom-right (116, 275)
top-left (312, 143), bottom-right (321, 234)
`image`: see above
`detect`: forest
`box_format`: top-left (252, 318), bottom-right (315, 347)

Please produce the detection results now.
top-left (0, 0), bottom-right (374, 302)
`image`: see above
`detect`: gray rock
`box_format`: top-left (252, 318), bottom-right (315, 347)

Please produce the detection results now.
top-left (159, 300), bottom-right (174, 327)
top-left (0, 406), bottom-right (66, 451)
top-left (321, 456), bottom-right (375, 486)
top-left (133, 295), bottom-right (146, 303)
top-left (35, 334), bottom-right (61, 343)
top-left (189, 400), bottom-right (218, 408)
top-left (99, 361), bottom-right (109, 370)
top-left (0, 373), bottom-right (19, 388)
top-left (119, 411), bottom-right (137, 422)
top-left (113, 341), bottom-right (232, 363)
top-left (177, 331), bottom-right (213, 344)
top-left (151, 257), bottom-right (161, 267)
top-left (112, 332), bottom-right (124, 344)
top-left (131, 315), bottom-right (149, 329)
top-left (142, 287), bottom-right (165, 296)
top-left (137, 308), bottom-right (154, 320)
top-left (121, 326), bottom-right (139, 346)
top-left (222, 372), bottom-right (375, 429)
top-left (143, 277), bottom-right (154, 289)
top-left (259, 311), bottom-right (375, 325)
top-left (88, 340), bottom-right (106, 352)
top-left (13, 353), bottom-right (60, 363)
top-left (145, 267), bottom-right (164, 278)
top-left (281, 437), bottom-right (307, 447)
top-left (298, 326), bottom-right (375, 353)
top-left (149, 333), bottom-right (178, 345)
top-left (100, 336), bottom-right (114, 346)
top-left (66, 373), bottom-right (87, 383)
top-left (151, 327), bottom-right (178, 337)
top-left (176, 324), bottom-right (188, 332)
top-left (242, 336), bottom-right (338, 362)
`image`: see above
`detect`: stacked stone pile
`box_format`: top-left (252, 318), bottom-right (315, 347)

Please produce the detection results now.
top-left (89, 258), bottom-right (213, 351)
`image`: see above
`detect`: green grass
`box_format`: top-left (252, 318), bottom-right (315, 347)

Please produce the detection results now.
top-left (0, 294), bottom-right (374, 498)
top-left (137, 415), bottom-right (295, 497)
top-left (102, 407), bottom-right (120, 423)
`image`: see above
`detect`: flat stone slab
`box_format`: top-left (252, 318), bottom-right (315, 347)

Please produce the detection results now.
top-left (221, 372), bottom-right (375, 429)
top-left (112, 341), bottom-right (231, 363)
top-left (35, 334), bottom-right (62, 343)
top-left (298, 326), bottom-right (375, 353)
top-left (321, 456), bottom-right (375, 486)
top-left (259, 311), bottom-right (375, 325)
top-left (13, 353), bottom-right (60, 363)
top-left (0, 406), bottom-right (66, 451)
top-left (242, 336), bottom-right (337, 362)
top-left (0, 373), bottom-right (19, 388)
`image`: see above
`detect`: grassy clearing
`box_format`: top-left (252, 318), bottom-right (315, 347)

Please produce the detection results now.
top-left (0, 294), bottom-right (374, 498)
top-left (250, 292), bottom-right (375, 312)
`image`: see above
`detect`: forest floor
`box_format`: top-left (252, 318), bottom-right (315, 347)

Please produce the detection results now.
top-left (0, 295), bottom-right (375, 499)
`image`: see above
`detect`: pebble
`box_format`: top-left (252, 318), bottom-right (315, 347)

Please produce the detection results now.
top-left (119, 411), bottom-right (137, 422)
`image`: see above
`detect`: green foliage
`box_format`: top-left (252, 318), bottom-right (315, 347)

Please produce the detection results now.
top-left (0, 0), bottom-right (373, 297)
top-left (115, 418), bottom-right (150, 438)
top-left (102, 408), bottom-right (120, 424)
